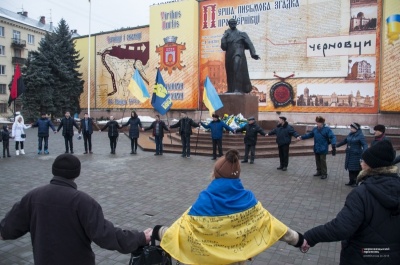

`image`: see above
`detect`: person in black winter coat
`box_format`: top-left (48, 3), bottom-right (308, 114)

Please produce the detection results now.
top-left (144, 114), bottom-right (169, 155)
top-left (267, 117), bottom-right (300, 171)
top-left (235, 117), bottom-right (267, 164)
top-left (1, 125), bottom-right (12, 158)
top-left (0, 154), bottom-right (152, 265)
top-left (57, 111), bottom-right (79, 154)
top-left (336, 122), bottom-right (368, 187)
top-left (78, 113), bottom-right (100, 154)
top-left (101, 116), bottom-right (122, 154)
top-left (302, 140), bottom-right (400, 265)
top-left (32, 113), bottom-right (57, 155)
top-left (169, 112), bottom-right (199, 158)
top-left (122, 111), bottom-right (143, 154)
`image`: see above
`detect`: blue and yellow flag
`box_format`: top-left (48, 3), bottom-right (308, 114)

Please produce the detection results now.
top-left (152, 69), bottom-right (172, 115)
top-left (161, 178), bottom-right (288, 265)
top-left (387, 14), bottom-right (400, 44)
top-left (203, 76), bottom-right (223, 117)
top-left (127, 69), bottom-right (150, 103)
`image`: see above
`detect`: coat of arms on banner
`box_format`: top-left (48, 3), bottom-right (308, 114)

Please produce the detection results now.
top-left (156, 36), bottom-right (186, 75)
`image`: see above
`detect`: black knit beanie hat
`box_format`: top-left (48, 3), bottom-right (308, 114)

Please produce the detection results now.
top-left (373, 124), bottom-right (385, 134)
top-left (52, 154), bottom-right (81, 179)
top-left (362, 140), bottom-right (395, 168)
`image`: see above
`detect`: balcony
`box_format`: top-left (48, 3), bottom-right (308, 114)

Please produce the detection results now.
top-left (11, 38), bottom-right (26, 48)
top-left (12, 57), bottom-right (27, 65)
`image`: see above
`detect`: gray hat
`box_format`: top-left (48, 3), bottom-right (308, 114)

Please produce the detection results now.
top-left (248, 117), bottom-right (255, 121)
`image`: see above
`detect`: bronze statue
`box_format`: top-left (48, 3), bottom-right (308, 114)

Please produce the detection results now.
top-left (221, 18), bottom-right (260, 94)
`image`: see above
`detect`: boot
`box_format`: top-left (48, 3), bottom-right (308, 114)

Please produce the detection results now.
top-left (313, 171), bottom-right (322, 176)
top-left (20, 149), bottom-right (25, 155)
top-left (16, 150), bottom-right (20, 156)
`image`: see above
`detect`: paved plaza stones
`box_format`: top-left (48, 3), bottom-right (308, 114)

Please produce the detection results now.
top-left (0, 129), bottom-right (363, 264)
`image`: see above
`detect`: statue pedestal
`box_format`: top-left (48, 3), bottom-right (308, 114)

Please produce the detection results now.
top-left (215, 94), bottom-right (259, 120)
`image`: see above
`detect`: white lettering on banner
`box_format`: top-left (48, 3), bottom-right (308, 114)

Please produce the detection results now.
top-left (307, 34), bottom-right (376, 57)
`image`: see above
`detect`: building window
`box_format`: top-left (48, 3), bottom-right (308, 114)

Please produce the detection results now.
top-left (0, 26), bottom-right (4, 37)
top-left (14, 49), bottom-right (21, 57)
top-left (0, 84), bottom-right (6, 94)
top-left (28, 34), bottom-right (35, 44)
top-left (0, 65), bottom-right (5, 75)
top-left (13, 30), bottom-right (21, 40)
top-left (0, 45), bottom-right (4, 55)
top-left (0, 103), bottom-right (7, 113)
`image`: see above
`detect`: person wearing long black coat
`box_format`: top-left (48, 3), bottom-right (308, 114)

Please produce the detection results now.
top-left (336, 122), bottom-right (368, 187)
top-left (101, 116), bottom-right (122, 154)
top-left (302, 140), bottom-right (400, 265)
top-left (122, 111), bottom-right (143, 154)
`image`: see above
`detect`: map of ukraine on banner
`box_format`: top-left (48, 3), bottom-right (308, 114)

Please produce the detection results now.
top-left (127, 69), bottom-right (150, 103)
top-left (203, 76), bottom-right (223, 116)
top-left (151, 69), bottom-right (172, 115)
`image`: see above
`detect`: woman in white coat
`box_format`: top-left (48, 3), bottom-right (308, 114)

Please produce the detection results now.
top-left (12, 116), bottom-right (31, 155)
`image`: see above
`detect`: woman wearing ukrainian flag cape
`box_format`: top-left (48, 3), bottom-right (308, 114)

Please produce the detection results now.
top-left (156, 149), bottom-right (305, 265)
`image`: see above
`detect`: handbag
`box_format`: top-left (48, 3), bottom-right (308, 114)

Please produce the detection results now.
top-left (21, 134), bottom-right (26, 138)
top-left (129, 226), bottom-right (172, 265)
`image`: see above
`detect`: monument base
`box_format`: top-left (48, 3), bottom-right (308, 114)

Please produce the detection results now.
top-left (216, 94), bottom-right (259, 120)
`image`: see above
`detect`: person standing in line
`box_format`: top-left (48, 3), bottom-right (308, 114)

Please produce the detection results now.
top-left (32, 113), bottom-right (57, 155)
top-left (101, 116), bottom-right (122, 154)
top-left (78, 113), bottom-right (100, 154)
top-left (0, 154), bottom-right (153, 265)
top-left (336, 122), bottom-right (368, 187)
top-left (297, 116), bottom-right (336, 179)
top-left (301, 140), bottom-right (400, 264)
top-left (266, 116), bottom-right (300, 171)
top-left (1, 125), bottom-right (12, 158)
top-left (57, 111), bottom-right (79, 154)
top-left (200, 114), bottom-right (234, 160)
top-left (144, 114), bottom-right (169, 156)
top-left (12, 116), bottom-right (31, 156)
top-left (235, 116), bottom-right (267, 164)
top-left (169, 112), bottom-right (199, 158)
top-left (122, 111), bottom-right (143, 154)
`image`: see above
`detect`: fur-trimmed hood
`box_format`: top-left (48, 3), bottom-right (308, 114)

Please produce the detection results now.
top-left (357, 166), bottom-right (400, 212)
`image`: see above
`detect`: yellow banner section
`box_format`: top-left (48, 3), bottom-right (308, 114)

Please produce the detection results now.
top-left (149, 0), bottom-right (199, 110)
top-left (75, 36), bottom-right (95, 109)
top-left (161, 202), bottom-right (288, 265)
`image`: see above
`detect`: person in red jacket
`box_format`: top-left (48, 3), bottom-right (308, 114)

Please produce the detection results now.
top-left (144, 114), bottom-right (170, 155)
top-left (0, 154), bottom-right (152, 265)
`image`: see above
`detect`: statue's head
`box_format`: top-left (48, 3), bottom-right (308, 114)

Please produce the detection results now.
top-left (228, 18), bottom-right (237, 30)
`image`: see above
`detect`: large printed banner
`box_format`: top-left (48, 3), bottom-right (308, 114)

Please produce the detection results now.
top-left (200, 0), bottom-right (380, 113)
top-left (380, 0), bottom-right (400, 112)
top-left (149, 0), bottom-right (199, 110)
top-left (76, 36), bottom-right (95, 109)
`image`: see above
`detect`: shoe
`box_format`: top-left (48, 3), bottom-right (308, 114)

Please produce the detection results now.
top-left (83, 152), bottom-right (88, 154)
top-left (44, 150), bottom-right (49, 155)
top-left (313, 172), bottom-right (322, 176)
top-left (65, 151), bottom-right (69, 154)
top-left (70, 151), bottom-right (74, 154)
top-left (345, 182), bottom-right (355, 186)
top-left (20, 149), bottom-right (25, 155)
top-left (320, 175), bottom-right (327, 179)
top-left (211, 157), bottom-right (216, 160)
top-left (16, 150), bottom-right (20, 156)
top-left (159, 153), bottom-right (163, 155)
top-left (181, 154), bottom-right (186, 157)
top-left (249, 161), bottom-right (254, 164)
top-left (38, 150), bottom-right (42, 154)
top-left (241, 160), bottom-right (248, 163)
top-left (89, 151), bottom-right (93, 154)
top-left (186, 155), bottom-right (190, 158)
top-left (277, 166), bottom-right (283, 170)
top-left (7, 155), bottom-right (11, 157)
top-left (130, 151), bottom-right (134, 154)
top-left (282, 167), bottom-right (287, 171)
top-left (110, 151), bottom-right (113, 154)
top-left (154, 153), bottom-right (159, 156)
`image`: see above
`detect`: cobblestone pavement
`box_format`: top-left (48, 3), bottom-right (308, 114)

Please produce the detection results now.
top-left (0, 128), bottom-right (359, 265)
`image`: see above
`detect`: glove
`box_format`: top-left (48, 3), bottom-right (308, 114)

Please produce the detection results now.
top-left (331, 144), bottom-right (336, 156)
top-left (294, 232), bottom-right (304, 248)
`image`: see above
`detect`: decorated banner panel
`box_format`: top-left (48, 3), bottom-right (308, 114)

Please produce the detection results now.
top-left (199, 0), bottom-right (380, 114)
top-left (149, 0), bottom-right (199, 110)
top-left (75, 36), bottom-right (95, 109)
top-left (380, 0), bottom-right (400, 112)
top-left (95, 27), bottom-right (151, 109)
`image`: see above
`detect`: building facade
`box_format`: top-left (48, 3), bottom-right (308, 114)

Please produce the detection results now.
top-left (0, 8), bottom-right (52, 117)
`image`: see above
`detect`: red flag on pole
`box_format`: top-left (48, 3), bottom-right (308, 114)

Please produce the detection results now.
top-left (8, 64), bottom-right (26, 106)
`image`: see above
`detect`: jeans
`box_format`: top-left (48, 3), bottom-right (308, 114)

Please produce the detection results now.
top-left (244, 144), bottom-right (256, 161)
top-left (155, 136), bottom-right (163, 154)
top-left (181, 134), bottom-right (191, 156)
top-left (109, 136), bottom-right (118, 152)
top-left (278, 144), bottom-right (290, 167)
top-left (212, 139), bottom-right (223, 158)
top-left (64, 134), bottom-right (73, 152)
top-left (83, 131), bottom-right (92, 152)
top-left (38, 136), bottom-right (49, 151)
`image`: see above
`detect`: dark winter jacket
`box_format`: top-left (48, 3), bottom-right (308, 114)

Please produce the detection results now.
top-left (32, 117), bottom-right (56, 137)
top-left (101, 120), bottom-right (121, 137)
top-left (57, 117), bottom-right (79, 136)
top-left (170, 117), bottom-right (199, 136)
top-left (371, 134), bottom-right (391, 147)
top-left (144, 120), bottom-right (169, 138)
top-left (301, 125), bottom-right (336, 155)
top-left (123, 117), bottom-right (142, 138)
top-left (0, 176), bottom-right (147, 265)
top-left (267, 122), bottom-right (300, 146)
top-left (1, 126), bottom-right (11, 141)
top-left (235, 122), bottom-right (266, 145)
top-left (200, 120), bottom-right (234, 140)
top-left (304, 166), bottom-right (400, 265)
top-left (79, 118), bottom-right (100, 134)
top-left (336, 130), bottom-right (368, 171)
